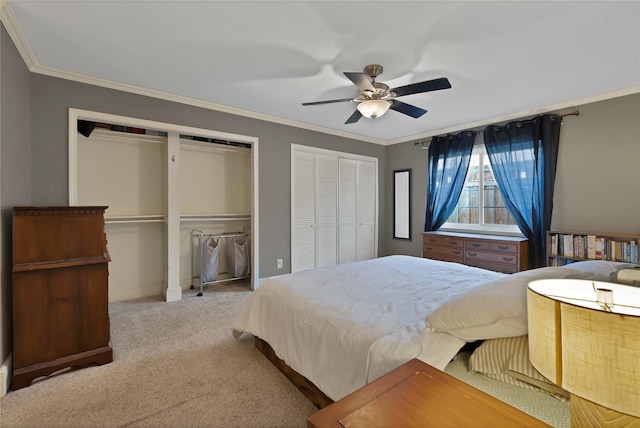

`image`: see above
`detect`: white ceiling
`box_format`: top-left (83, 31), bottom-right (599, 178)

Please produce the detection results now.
top-left (3, 1), bottom-right (639, 145)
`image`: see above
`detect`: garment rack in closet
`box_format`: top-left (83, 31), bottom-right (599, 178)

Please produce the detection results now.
top-left (191, 230), bottom-right (250, 296)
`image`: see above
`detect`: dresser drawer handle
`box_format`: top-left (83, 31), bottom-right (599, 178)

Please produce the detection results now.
top-left (471, 243), bottom-right (482, 248)
top-left (425, 246), bottom-right (433, 251)
top-left (502, 256), bottom-right (514, 262)
top-left (428, 238), bottom-right (437, 243)
top-left (498, 245), bottom-right (509, 250)
top-left (468, 252), bottom-right (477, 257)
top-left (453, 250), bottom-right (462, 256)
top-left (449, 240), bottom-right (458, 245)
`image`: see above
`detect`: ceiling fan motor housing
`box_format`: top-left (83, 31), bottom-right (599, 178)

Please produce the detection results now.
top-left (302, 63), bottom-right (451, 124)
top-left (363, 64), bottom-right (384, 79)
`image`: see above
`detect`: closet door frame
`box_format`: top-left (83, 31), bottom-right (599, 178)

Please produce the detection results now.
top-left (68, 108), bottom-right (260, 300)
top-left (291, 144), bottom-right (378, 272)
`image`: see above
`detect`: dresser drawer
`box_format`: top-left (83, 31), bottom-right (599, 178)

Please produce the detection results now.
top-left (423, 245), bottom-right (465, 263)
top-left (465, 250), bottom-right (519, 265)
top-left (466, 259), bottom-right (520, 274)
top-left (490, 242), bottom-right (519, 253)
top-left (423, 234), bottom-right (464, 248)
top-left (465, 239), bottom-right (491, 251)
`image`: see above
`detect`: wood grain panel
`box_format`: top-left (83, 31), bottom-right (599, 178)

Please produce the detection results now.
top-left (571, 395), bottom-right (640, 428)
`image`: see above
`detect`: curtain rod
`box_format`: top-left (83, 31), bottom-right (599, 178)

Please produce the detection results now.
top-left (560, 110), bottom-right (580, 118)
top-left (414, 110), bottom-right (581, 149)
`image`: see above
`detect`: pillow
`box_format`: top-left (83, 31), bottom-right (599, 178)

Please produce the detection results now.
top-left (559, 260), bottom-right (637, 281)
top-left (469, 336), bottom-right (569, 401)
top-left (561, 260), bottom-right (640, 286)
top-left (615, 266), bottom-right (640, 286)
top-left (425, 266), bottom-right (595, 341)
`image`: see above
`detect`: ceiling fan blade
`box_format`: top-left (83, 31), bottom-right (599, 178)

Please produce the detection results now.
top-left (302, 97), bottom-right (355, 106)
top-left (389, 99), bottom-right (428, 118)
top-left (343, 72), bottom-right (375, 92)
top-left (345, 110), bottom-right (363, 124)
top-left (390, 77), bottom-right (451, 97)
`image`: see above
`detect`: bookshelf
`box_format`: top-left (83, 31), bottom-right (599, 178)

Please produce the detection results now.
top-left (547, 230), bottom-right (640, 266)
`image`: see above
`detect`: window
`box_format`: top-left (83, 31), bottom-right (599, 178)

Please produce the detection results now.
top-left (443, 144), bottom-right (520, 234)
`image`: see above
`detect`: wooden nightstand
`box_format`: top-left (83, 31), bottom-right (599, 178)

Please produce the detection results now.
top-left (307, 358), bottom-right (550, 428)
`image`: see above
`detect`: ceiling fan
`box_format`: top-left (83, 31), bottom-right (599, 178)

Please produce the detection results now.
top-left (302, 64), bottom-right (451, 124)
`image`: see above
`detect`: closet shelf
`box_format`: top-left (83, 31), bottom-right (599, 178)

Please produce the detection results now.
top-left (105, 215), bottom-right (166, 224)
top-left (180, 214), bottom-right (251, 222)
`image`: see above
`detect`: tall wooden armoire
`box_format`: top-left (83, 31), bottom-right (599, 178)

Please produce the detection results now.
top-left (11, 206), bottom-right (112, 390)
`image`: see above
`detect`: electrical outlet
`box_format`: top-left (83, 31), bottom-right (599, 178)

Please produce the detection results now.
top-left (277, 259), bottom-right (283, 269)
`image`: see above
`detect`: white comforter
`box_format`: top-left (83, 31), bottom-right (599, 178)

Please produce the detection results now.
top-left (232, 255), bottom-right (504, 400)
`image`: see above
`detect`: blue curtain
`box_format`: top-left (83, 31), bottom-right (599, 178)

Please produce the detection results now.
top-left (425, 131), bottom-right (475, 231)
top-left (484, 114), bottom-right (561, 268)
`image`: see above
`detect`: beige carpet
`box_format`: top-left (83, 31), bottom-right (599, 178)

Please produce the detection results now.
top-left (1, 280), bottom-right (570, 428)
top-left (0, 282), bottom-right (317, 428)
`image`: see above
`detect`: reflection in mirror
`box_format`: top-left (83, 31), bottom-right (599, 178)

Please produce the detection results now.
top-left (394, 169), bottom-right (411, 240)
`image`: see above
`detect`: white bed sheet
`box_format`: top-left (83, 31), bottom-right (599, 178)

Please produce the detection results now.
top-left (232, 255), bottom-right (504, 400)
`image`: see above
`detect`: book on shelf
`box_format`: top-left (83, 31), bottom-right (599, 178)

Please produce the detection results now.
top-left (595, 237), bottom-right (603, 260)
top-left (547, 231), bottom-right (639, 264)
top-left (550, 234), bottom-right (558, 256)
top-left (562, 234), bottom-right (573, 257)
top-left (587, 235), bottom-right (596, 259)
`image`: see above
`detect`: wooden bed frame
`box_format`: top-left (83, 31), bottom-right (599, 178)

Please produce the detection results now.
top-left (254, 336), bottom-right (333, 409)
top-left (254, 336), bottom-right (485, 410)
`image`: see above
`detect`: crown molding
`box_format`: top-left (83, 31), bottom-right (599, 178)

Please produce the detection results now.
top-left (388, 85), bottom-right (640, 146)
top-left (0, 2), bottom-right (386, 146)
top-left (2, 2), bottom-right (638, 148)
top-left (32, 62), bottom-right (389, 146)
top-left (1, 0), bottom-right (37, 70)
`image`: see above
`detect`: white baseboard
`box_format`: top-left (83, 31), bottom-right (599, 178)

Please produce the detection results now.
top-left (162, 281), bottom-right (182, 302)
top-left (259, 275), bottom-right (285, 286)
top-left (108, 283), bottom-right (164, 303)
top-left (1, 353), bottom-right (11, 396)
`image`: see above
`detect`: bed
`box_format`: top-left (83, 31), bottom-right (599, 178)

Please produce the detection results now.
top-left (232, 255), bottom-right (636, 407)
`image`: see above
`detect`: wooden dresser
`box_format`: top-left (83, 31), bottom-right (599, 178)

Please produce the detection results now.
top-left (307, 358), bottom-right (550, 428)
top-left (423, 231), bottom-right (528, 273)
top-left (12, 206), bottom-right (112, 390)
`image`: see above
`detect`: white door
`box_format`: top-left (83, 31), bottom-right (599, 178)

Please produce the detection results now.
top-left (356, 160), bottom-right (376, 260)
top-left (316, 155), bottom-right (338, 268)
top-left (338, 158), bottom-right (357, 263)
top-left (292, 151), bottom-right (317, 272)
top-left (292, 146), bottom-right (377, 272)
top-left (338, 158), bottom-right (377, 263)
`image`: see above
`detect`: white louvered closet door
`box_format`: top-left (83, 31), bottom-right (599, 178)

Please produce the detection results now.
top-left (292, 152), bottom-right (338, 272)
top-left (356, 160), bottom-right (376, 261)
top-left (338, 158), bottom-right (377, 263)
top-left (292, 152), bottom-right (317, 272)
top-left (338, 158), bottom-right (358, 264)
top-left (292, 146), bottom-right (377, 273)
top-left (316, 155), bottom-right (338, 268)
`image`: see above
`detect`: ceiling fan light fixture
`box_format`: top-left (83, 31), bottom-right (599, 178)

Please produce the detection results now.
top-left (357, 99), bottom-right (391, 119)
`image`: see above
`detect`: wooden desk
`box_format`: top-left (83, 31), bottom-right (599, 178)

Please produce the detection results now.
top-left (307, 358), bottom-right (550, 428)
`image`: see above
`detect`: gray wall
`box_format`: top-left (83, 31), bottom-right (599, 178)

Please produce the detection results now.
top-left (552, 94), bottom-right (640, 233)
top-left (384, 93), bottom-right (640, 256)
top-left (30, 75), bottom-right (387, 278)
top-left (1, 26), bottom-right (387, 382)
top-left (3, 16), bottom-right (639, 393)
top-left (30, 75), bottom-right (387, 277)
top-left (1, 23), bottom-right (32, 381)
top-left (383, 141), bottom-right (428, 257)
